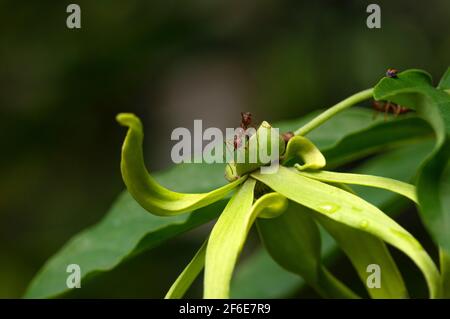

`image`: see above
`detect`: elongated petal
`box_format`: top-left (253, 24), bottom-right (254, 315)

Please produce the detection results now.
top-left (296, 169), bottom-right (417, 203)
top-left (441, 249), bottom-right (450, 298)
top-left (117, 113), bottom-right (245, 216)
top-left (315, 214), bottom-right (408, 298)
top-left (251, 166), bottom-right (441, 298)
top-left (257, 201), bottom-right (359, 298)
top-left (165, 240), bottom-right (207, 299)
top-left (204, 180), bottom-right (288, 298)
top-left (166, 192), bottom-right (291, 299)
top-left (282, 136), bottom-right (326, 170)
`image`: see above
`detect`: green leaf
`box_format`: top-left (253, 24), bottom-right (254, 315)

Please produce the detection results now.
top-left (117, 113), bottom-right (245, 216)
top-left (275, 108), bottom-right (431, 161)
top-left (322, 117), bottom-right (432, 168)
top-left (252, 166), bottom-right (441, 298)
top-left (24, 192), bottom-right (224, 298)
top-left (204, 180), bottom-right (290, 298)
top-left (437, 67), bottom-right (450, 90)
top-left (282, 136), bottom-right (326, 170)
top-left (296, 170), bottom-right (417, 203)
top-left (165, 240), bottom-right (207, 299)
top-left (374, 69), bottom-right (450, 252)
top-left (257, 201), bottom-right (359, 298)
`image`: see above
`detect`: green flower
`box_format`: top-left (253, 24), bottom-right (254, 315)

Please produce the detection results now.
top-left (116, 86), bottom-right (441, 299)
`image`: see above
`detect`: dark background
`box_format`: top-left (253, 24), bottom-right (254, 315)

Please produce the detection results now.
top-left (0, 0), bottom-right (449, 298)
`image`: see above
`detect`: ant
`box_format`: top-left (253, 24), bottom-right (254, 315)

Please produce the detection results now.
top-left (240, 112), bottom-right (253, 130)
top-left (225, 112), bottom-right (256, 157)
top-left (386, 68), bottom-right (399, 78)
top-left (234, 112), bottom-right (256, 148)
top-left (372, 100), bottom-right (412, 120)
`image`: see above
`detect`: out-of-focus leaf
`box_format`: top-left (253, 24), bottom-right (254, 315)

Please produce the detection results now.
top-left (205, 181), bottom-right (290, 298)
top-left (322, 117), bottom-right (432, 168)
top-left (165, 240), bottom-right (207, 299)
top-left (25, 192), bottom-right (224, 298)
top-left (280, 107), bottom-right (432, 168)
top-left (117, 113), bottom-right (245, 216)
top-left (25, 151), bottom-right (236, 299)
top-left (297, 170), bottom-right (417, 203)
top-left (257, 202), bottom-right (359, 298)
top-left (374, 69), bottom-right (450, 252)
top-left (252, 166), bottom-right (441, 298)
top-left (230, 248), bottom-right (303, 299)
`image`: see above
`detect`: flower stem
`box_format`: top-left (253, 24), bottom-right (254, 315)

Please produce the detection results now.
top-left (294, 88), bottom-right (374, 136)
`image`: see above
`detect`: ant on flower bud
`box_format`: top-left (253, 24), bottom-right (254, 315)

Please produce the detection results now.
top-left (224, 112), bottom-right (256, 157)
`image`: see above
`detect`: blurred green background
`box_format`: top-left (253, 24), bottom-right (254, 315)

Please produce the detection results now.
top-left (0, 0), bottom-right (449, 298)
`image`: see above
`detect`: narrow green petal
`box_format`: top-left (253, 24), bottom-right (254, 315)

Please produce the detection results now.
top-left (296, 169), bottom-right (417, 203)
top-left (165, 240), bottom-right (207, 299)
top-left (440, 249), bottom-right (450, 298)
top-left (282, 136), bottom-right (326, 170)
top-left (204, 180), bottom-right (288, 298)
top-left (256, 192), bottom-right (289, 219)
top-left (166, 191), bottom-right (288, 299)
top-left (117, 113), bottom-right (245, 216)
top-left (257, 201), bottom-right (359, 299)
top-left (251, 167), bottom-right (441, 298)
top-left (315, 214), bottom-right (408, 298)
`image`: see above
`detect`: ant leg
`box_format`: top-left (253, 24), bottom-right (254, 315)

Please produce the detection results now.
top-left (388, 103), bottom-right (397, 118)
top-left (385, 102), bottom-right (396, 120)
top-left (384, 102), bottom-right (390, 121)
top-left (394, 105), bottom-right (401, 117)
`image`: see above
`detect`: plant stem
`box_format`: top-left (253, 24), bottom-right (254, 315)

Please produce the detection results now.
top-left (294, 88), bottom-right (374, 136)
